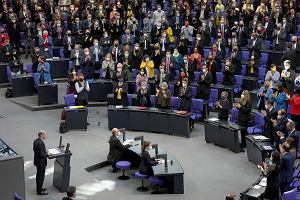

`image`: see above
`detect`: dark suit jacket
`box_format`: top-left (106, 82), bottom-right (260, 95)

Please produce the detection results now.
top-left (217, 99), bottom-right (230, 121)
top-left (137, 89), bottom-right (151, 107)
top-left (107, 135), bottom-right (129, 162)
top-left (33, 138), bottom-right (47, 167)
top-left (264, 107), bottom-right (278, 138)
top-left (197, 72), bottom-right (212, 99)
top-left (263, 21), bottom-right (274, 40)
top-left (281, 49), bottom-right (298, 70)
top-left (178, 86), bottom-right (192, 111)
top-left (279, 152), bottom-right (294, 185)
top-left (138, 150), bottom-right (158, 175)
top-left (281, 68), bottom-right (296, 93)
top-left (113, 82), bottom-right (128, 106)
top-left (272, 29), bottom-right (287, 51)
top-left (237, 101), bottom-right (252, 126)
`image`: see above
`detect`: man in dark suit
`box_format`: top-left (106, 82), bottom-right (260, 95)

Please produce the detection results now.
top-left (279, 142), bottom-right (294, 194)
top-left (33, 130), bottom-right (49, 195)
top-left (62, 186), bottom-right (76, 200)
top-left (63, 30), bottom-right (75, 58)
top-left (248, 33), bottom-right (262, 63)
top-left (263, 16), bottom-right (274, 40)
top-left (281, 60), bottom-right (296, 93)
top-left (107, 128), bottom-right (132, 173)
top-left (261, 99), bottom-right (277, 143)
top-left (281, 43), bottom-right (298, 70)
top-left (278, 121), bottom-right (300, 146)
top-left (178, 78), bottom-right (192, 111)
top-left (197, 65), bottom-right (212, 100)
top-left (272, 23), bottom-right (287, 51)
top-left (282, 16), bottom-right (291, 41)
top-left (237, 20), bottom-right (248, 47)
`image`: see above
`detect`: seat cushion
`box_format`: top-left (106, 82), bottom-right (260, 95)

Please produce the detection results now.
top-left (135, 171), bottom-right (149, 179)
top-left (247, 127), bottom-right (262, 135)
top-left (149, 176), bottom-right (164, 186)
top-left (116, 161), bottom-right (131, 170)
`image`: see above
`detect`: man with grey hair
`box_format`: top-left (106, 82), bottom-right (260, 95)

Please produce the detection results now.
top-left (272, 23), bottom-right (287, 51)
top-left (277, 121), bottom-right (300, 146)
top-left (33, 130), bottom-right (50, 195)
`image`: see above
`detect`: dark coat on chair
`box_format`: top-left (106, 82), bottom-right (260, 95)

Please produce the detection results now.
top-left (107, 135), bottom-right (129, 162)
top-left (197, 72), bottom-right (212, 100)
top-left (178, 86), bottom-right (192, 111)
top-left (33, 138), bottom-right (47, 167)
top-left (138, 150), bottom-right (158, 176)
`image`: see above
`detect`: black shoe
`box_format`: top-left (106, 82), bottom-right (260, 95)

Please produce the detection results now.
top-left (87, 122), bottom-right (90, 125)
top-left (42, 188), bottom-right (47, 191)
top-left (240, 148), bottom-right (245, 152)
top-left (37, 190), bottom-right (48, 195)
top-left (111, 168), bottom-right (121, 173)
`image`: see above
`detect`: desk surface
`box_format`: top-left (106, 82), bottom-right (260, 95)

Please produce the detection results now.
top-left (11, 74), bottom-right (33, 79)
top-left (124, 138), bottom-right (184, 176)
top-left (108, 105), bottom-right (191, 117)
top-left (204, 118), bottom-right (245, 130)
top-left (211, 84), bottom-right (234, 90)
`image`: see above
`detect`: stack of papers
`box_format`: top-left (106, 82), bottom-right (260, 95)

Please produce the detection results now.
top-left (48, 148), bottom-right (61, 155)
top-left (123, 140), bottom-right (134, 145)
top-left (259, 178), bottom-right (267, 187)
top-left (253, 135), bottom-right (269, 140)
top-left (116, 105), bottom-right (123, 108)
top-left (208, 118), bottom-right (219, 122)
top-left (252, 185), bottom-right (261, 189)
top-left (263, 146), bottom-right (273, 150)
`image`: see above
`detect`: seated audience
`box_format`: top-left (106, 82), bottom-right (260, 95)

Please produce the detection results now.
top-left (215, 91), bottom-right (230, 121)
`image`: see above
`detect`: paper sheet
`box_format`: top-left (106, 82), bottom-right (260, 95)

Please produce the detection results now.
top-left (123, 140), bottom-right (134, 145)
top-left (48, 148), bottom-right (61, 155)
top-left (253, 135), bottom-right (268, 140)
top-left (208, 118), bottom-right (219, 122)
top-left (253, 185), bottom-right (261, 189)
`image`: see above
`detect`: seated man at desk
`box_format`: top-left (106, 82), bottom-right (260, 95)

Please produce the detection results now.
top-left (156, 81), bottom-right (171, 109)
top-left (222, 58), bottom-right (235, 86)
top-left (37, 56), bottom-right (52, 84)
top-left (75, 73), bottom-right (90, 106)
top-left (113, 77), bottom-right (128, 106)
top-left (139, 141), bottom-right (162, 176)
top-left (137, 81), bottom-right (151, 107)
top-left (178, 78), bottom-right (192, 111)
top-left (197, 65), bottom-right (212, 100)
top-left (215, 91), bottom-right (230, 121)
top-left (107, 128), bottom-right (133, 173)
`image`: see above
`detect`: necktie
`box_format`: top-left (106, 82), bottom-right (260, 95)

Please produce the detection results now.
top-left (144, 40), bottom-right (147, 49)
top-left (95, 47), bottom-right (99, 62)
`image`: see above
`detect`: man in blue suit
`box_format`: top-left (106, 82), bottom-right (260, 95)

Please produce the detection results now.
top-left (279, 142), bottom-right (295, 194)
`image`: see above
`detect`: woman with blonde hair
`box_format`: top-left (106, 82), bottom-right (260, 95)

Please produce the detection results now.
top-left (102, 53), bottom-right (115, 79)
top-left (235, 90), bottom-right (252, 149)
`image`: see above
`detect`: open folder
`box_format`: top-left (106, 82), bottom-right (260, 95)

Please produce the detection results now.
top-left (48, 148), bottom-right (61, 155)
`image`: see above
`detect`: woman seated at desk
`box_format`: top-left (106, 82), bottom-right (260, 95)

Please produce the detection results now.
top-left (156, 81), bottom-right (171, 109)
top-left (138, 141), bottom-right (161, 176)
top-left (215, 91), bottom-right (230, 121)
top-left (113, 77), bottom-right (128, 106)
top-left (137, 81), bottom-right (151, 107)
top-left (37, 55), bottom-right (52, 84)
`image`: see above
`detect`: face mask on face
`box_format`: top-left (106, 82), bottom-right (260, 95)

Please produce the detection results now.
top-left (94, 42), bottom-right (99, 46)
top-left (166, 54), bottom-right (170, 58)
top-left (140, 71), bottom-right (144, 75)
top-left (202, 69), bottom-right (207, 73)
top-left (117, 68), bottom-right (122, 72)
top-left (241, 94), bottom-right (245, 99)
top-left (125, 53), bottom-right (129, 57)
top-left (265, 104), bottom-right (269, 110)
top-left (134, 46), bottom-right (139, 50)
top-left (160, 69), bottom-right (164, 73)
top-left (284, 65), bottom-right (290, 70)
top-left (183, 59), bottom-right (187, 63)
top-left (182, 83), bottom-right (187, 88)
top-left (277, 115), bottom-right (282, 120)
top-left (145, 58), bottom-right (149, 62)
top-left (221, 95), bottom-right (226, 100)
top-left (85, 52), bottom-right (89, 56)
top-left (141, 86), bottom-right (147, 90)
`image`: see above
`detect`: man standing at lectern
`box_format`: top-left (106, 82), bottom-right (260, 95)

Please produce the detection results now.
top-left (33, 130), bottom-right (50, 195)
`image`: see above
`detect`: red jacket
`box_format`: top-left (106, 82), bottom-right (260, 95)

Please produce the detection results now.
top-left (288, 95), bottom-right (300, 115)
top-left (0, 33), bottom-right (10, 48)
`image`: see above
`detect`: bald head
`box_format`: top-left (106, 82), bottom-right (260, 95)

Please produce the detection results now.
top-left (112, 128), bottom-right (120, 136)
top-left (38, 130), bottom-right (47, 140)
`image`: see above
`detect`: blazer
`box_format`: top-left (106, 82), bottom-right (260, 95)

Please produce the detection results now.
top-left (274, 91), bottom-right (287, 111)
top-left (137, 89), bottom-right (151, 107)
top-left (89, 45), bottom-right (104, 63)
top-left (263, 163), bottom-right (280, 199)
top-left (156, 89), bottom-right (171, 108)
top-left (140, 61), bottom-right (155, 79)
top-left (178, 86), bottom-right (192, 111)
top-left (37, 62), bottom-right (52, 83)
top-left (272, 29), bottom-right (287, 50)
top-left (197, 72), bottom-right (212, 99)
top-left (281, 68), bottom-right (296, 93)
top-left (107, 135), bottom-right (129, 162)
top-left (279, 152), bottom-right (294, 185)
top-left (237, 101), bottom-right (252, 125)
top-left (217, 99), bottom-right (230, 121)
top-left (257, 87), bottom-right (273, 108)
top-left (281, 49), bottom-right (298, 70)
top-left (138, 150), bottom-right (158, 175)
top-left (33, 138), bottom-right (47, 167)
top-left (102, 61), bottom-right (115, 79)
top-left (38, 36), bottom-right (53, 54)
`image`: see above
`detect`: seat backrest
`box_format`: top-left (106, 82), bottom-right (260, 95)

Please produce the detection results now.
top-left (194, 71), bottom-right (200, 81)
top-left (168, 84), bottom-right (174, 95)
top-left (255, 112), bottom-right (265, 126)
top-left (216, 72), bottom-right (224, 84)
top-left (191, 99), bottom-right (203, 113)
top-left (209, 89), bottom-right (218, 102)
top-left (231, 108), bottom-right (238, 123)
top-left (27, 63), bottom-right (33, 73)
top-left (282, 188), bottom-right (297, 200)
top-left (150, 95), bottom-right (156, 107)
top-left (242, 50), bottom-right (250, 61)
top-left (171, 96), bottom-right (180, 109)
top-left (191, 86), bottom-right (197, 98)
top-left (14, 193), bottom-right (24, 200)
top-left (258, 67), bottom-right (266, 79)
top-left (234, 75), bottom-right (243, 87)
top-left (33, 73), bottom-right (40, 85)
top-left (64, 94), bottom-right (75, 106)
top-left (6, 66), bottom-right (11, 76)
top-left (131, 69), bottom-right (137, 79)
top-left (127, 94), bottom-right (133, 106)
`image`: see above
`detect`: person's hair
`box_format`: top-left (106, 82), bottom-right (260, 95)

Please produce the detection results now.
top-left (279, 109), bottom-right (286, 116)
top-left (287, 121), bottom-right (296, 130)
top-left (240, 90), bottom-right (250, 105)
top-left (221, 91), bottom-right (228, 99)
top-left (142, 141), bottom-right (151, 150)
top-left (38, 130), bottom-right (45, 137)
top-left (271, 151), bottom-right (280, 165)
top-left (282, 142), bottom-right (290, 152)
top-left (266, 99), bottom-right (274, 106)
top-left (286, 137), bottom-right (296, 150)
top-left (66, 186), bottom-right (76, 197)
top-left (161, 81), bottom-right (168, 89)
top-left (39, 55), bottom-right (46, 62)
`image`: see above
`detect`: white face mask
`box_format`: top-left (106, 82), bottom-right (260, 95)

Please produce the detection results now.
top-left (284, 65), bottom-right (290, 70)
top-left (202, 69), bottom-right (207, 73)
top-left (106, 57), bottom-right (111, 61)
top-left (117, 68), bottom-right (122, 72)
top-left (265, 105), bottom-right (268, 110)
top-left (184, 60), bottom-right (187, 63)
top-left (84, 52), bottom-right (89, 56)
top-left (241, 94), bottom-right (245, 99)
top-left (141, 86), bottom-right (147, 90)
top-left (94, 42), bottom-right (99, 46)
top-left (148, 145), bottom-right (153, 150)
top-left (125, 53), bottom-right (129, 57)
top-left (134, 46), bottom-right (139, 50)
top-left (166, 54), bottom-right (170, 58)
top-left (160, 69), bottom-right (164, 73)
top-left (145, 58), bottom-right (149, 62)
top-left (182, 83), bottom-right (187, 88)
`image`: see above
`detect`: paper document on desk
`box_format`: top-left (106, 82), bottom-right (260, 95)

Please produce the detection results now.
top-left (253, 185), bottom-right (261, 189)
top-left (253, 135), bottom-right (268, 140)
top-left (48, 148), bottom-right (61, 155)
top-left (262, 146), bottom-right (273, 150)
top-left (259, 178), bottom-right (267, 187)
top-left (116, 105), bottom-right (123, 108)
top-left (159, 159), bottom-right (170, 164)
top-left (123, 140), bottom-right (134, 145)
top-left (208, 118), bottom-right (219, 122)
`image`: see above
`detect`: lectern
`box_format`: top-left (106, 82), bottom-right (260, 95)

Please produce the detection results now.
top-left (48, 148), bottom-right (72, 192)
